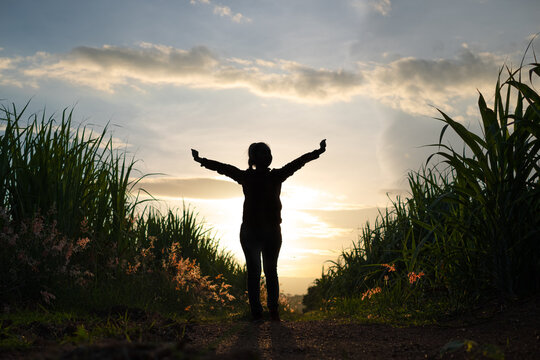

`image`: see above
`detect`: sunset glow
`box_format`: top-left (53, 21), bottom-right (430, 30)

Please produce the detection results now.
top-left (2, 0), bottom-right (538, 294)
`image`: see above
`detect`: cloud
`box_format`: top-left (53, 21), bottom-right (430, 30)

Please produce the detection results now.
top-left (22, 44), bottom-right (220, 92)
top-left (303, 207), bottom-right (385, 229)
top-left (213, 5), bottom-right (251, 23)
top-left (19, 43), bottom-right (364, 103)
top-left (191, 0), bottom-right (251, 23)
top-left (136, 177), bottom-right (242, 199)
top-left (351, 0), bottom-right (391, 16)
top-left (4, 43), bottom-right (506, 113)
top-left (376, 110), bottom-right (444, 185)
top-left (362, 47), bottom-right (502, 115)
top-left (0, 57), bottom-right (14, 70)
top-left (0, 56), bottom-right (26, 87)
top-left (378, 188), bottom-right (408, 196)
top-left (370, 0), bottom-right (392, 16)
top-left (294, 248), bottom-right (337, 256)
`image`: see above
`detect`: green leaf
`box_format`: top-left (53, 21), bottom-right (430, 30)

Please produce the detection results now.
top-left (478, 92), bottom-right (499, 149)
top-left (437, 109), bottom-right (487, 160)
top-left (508, 81), bottom-right (540, 105)
top-left (528, 62), bottom-right (540, 83)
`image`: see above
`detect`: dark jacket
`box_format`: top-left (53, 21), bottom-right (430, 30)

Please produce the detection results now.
top-left (198, 148), bottom-right (323, 227)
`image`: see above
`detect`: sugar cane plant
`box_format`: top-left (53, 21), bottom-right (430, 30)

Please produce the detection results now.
top-left (304, 56), bottom-right (540, 317)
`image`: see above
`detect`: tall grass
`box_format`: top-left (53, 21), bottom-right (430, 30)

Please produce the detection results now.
top-left (304, 59), bottom-right (540, 316)
top-left (0, 102), bottom-right (246, 313)
top-left (132, 207), bottom-right (246, 293)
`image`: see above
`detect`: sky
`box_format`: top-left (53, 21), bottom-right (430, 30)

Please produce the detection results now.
top-left (1, 0), bottom-right (539, 294)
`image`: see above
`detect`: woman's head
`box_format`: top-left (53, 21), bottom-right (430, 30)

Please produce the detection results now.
top-left (248, 142), bottom-right (272, 169)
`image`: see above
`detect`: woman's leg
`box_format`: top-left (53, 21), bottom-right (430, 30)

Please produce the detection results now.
top-left (240, 225), bottom-right (263, 318)
top-left (262, 226), bottom-right (282, 317)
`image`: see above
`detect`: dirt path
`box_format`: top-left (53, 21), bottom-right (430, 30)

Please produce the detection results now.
top-left (3, 298), bottom-right (539, 359)
top-left (186, 316), bottom-right (539, 359)
top-left (182, 298), bottom-right (540, 359)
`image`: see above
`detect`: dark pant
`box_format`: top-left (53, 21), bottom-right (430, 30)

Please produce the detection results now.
top-left (240, 223), bottom-right (282, 317)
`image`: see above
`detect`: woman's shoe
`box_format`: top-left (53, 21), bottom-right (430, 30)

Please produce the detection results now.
top-left (270, 310), bottom-right (280, 322)
top-left (252, 312), bottom-right (263, 322)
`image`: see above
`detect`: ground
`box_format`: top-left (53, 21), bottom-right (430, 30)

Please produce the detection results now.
top-left (1, 297), bottom-right (538, 359)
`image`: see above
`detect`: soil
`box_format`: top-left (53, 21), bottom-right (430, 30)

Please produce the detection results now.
top-left (2, 298), bottom-right (539, 359)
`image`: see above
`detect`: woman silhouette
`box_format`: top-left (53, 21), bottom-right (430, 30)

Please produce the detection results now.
top-left (191, 139), bottom-right (326, 321)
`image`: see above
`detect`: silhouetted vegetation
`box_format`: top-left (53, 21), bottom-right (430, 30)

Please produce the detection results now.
top-left (304, 58), bottom-right (540, 319)
top-left (0, 103), bottom-right (247, 315)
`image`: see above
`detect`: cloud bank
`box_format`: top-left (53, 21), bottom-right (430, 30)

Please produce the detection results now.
top-left (136, 177), bottom-right (242, 199)
top-left (303, 207), bottom-right (384, 229)
top-left (18, 43), bottom-right (364, 103)
top-left (2, 43), bottom-right (503, 114)
top-left (364, 48), bottom-right (502, 114)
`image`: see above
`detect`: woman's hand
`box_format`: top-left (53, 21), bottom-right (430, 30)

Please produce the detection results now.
top-left (319, 139), bottom-right (326, 153)
top-left (191, 149), bottom-right (202, 162)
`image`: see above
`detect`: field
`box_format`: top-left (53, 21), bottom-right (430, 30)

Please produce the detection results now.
top-left (1, 56), bottom-right (539, 359)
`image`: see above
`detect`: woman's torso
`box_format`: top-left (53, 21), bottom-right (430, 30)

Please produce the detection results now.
top-left (240, 168), bottom-right (283, 227)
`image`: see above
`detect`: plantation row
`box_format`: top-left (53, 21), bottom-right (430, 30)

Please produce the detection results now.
top-left (0, 103), bottom-right (246, 314)
top-left (303, 61), bottom-right (540, 319)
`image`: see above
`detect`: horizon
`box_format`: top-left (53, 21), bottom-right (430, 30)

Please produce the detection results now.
top-left (1, 0), bottom-right (539, 295)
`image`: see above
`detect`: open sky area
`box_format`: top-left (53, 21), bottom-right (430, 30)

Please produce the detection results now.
top-left (1, 0), bottom-right (539, 294)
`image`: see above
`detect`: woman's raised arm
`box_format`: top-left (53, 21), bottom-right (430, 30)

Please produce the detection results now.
top-left (191, 149), bottom-right (244, 183)
top-left (276, 139), bottom-right (326, 181)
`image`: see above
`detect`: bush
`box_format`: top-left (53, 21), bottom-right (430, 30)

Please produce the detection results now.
top-left (304, 58), bottom-right (540, 316)
top-left (0, 102), bottom-right (246, 314)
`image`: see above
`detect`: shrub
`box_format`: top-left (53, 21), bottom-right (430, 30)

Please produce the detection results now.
top-left (0, 102), bottom-right (245, 313)
top-left (304, 57), bottom-right (540, 315)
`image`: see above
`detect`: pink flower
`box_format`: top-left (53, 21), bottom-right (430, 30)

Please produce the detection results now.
top-left (40, 290), bottom-right (56, 305)
top-left (76, 237), bottom-right (90, 249)
top-left (65, 243), bottom-right (73, 262)
top-left (126, 262), bottom-right (141, 274)
top-left (361, 287), bottom-right (382, 300)
top-left (32, 216), bottom-right (44, 236)
top-left (407, 271), bottom-right (425, 284)
top-left (52, 238), bottom-right (66, 253)
top-left (381, 263), bottom-right (396, 272)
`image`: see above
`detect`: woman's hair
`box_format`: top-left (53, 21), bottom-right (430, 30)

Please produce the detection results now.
top-left (248, 142), bottom-right (272, 169)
